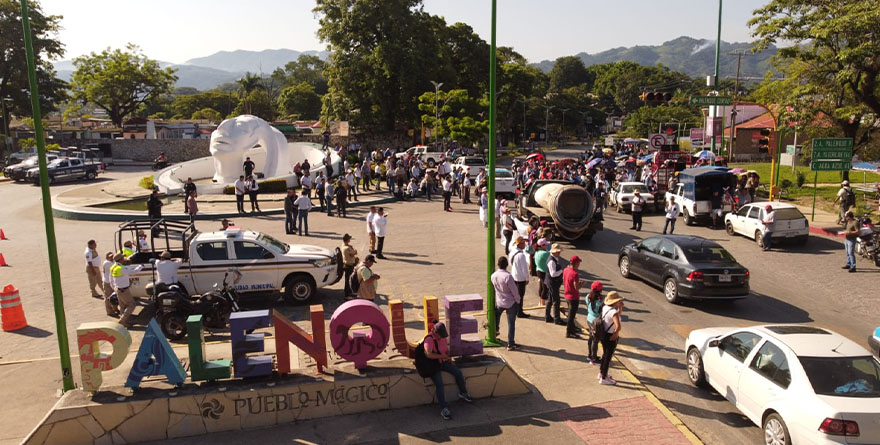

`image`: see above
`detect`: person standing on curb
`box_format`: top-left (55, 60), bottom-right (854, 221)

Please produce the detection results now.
top-left (509, 236), bottom-right (531, 318)
top-left (544, 243), bottom-right (565, 325)
top-left (421, 321), bottom-right (473, 420)
top-left (598, 291), bottom-right (624, 385)
top-left (534, 239), bottom-right (550, 305)
top-left (761, 204), bottom-right (775, 251)
top-left (491, 256), bottom-right (521, 351)
top-left (341, 234), bottom-right (359, 298)
top-left (842, 211), bottom-right (859, 273)
top-left (183, 177), bottom-right (197, 213)
top-left (663, 196), bottom-right (680, 235)
top-left (630, 189), bottom-right (645, 231)
top-left (234, 175), bottom-right (246, 214)
top-left (85, 240), bottom-right (102, 299)
top-left (366, 207), bottom-right (377, 253)
top-left (101, 251), bottom-right (119, 317)
top-left (834, 181), bottom-right (855, 225)
top-left (294, 190), bottom-right (312, 236)
top-left (357, 255), bottom-right (380, 300)
top-left (563, 256), bottom-right (586, 338)
top-left (284, 189), bottom-right (298, 234)
top-left (585, 283), bottom-right (604, 365)
top-left (324, 179), bottom-right (335, 216)
top-left (246, 175), bottom-right (261, 213)
top-left (186, 192), bottom-right (198, 227)
top-left (372, 208), bottom-right (388, 259)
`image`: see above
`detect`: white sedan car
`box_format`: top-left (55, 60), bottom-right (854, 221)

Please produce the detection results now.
top-left (724, 202), bottom-right (809, 247)
top-left (610, 182), bottom-right (654, 213)
top-left (451, 156), bottom-right (487, 178)
top-left (686, 325), bottom-right (880, 445)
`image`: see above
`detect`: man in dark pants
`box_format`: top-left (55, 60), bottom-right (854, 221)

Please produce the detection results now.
top-left (183, 178), bottom-right (197, 213)
top-left (335, 180), bottom-right (348, 217)
top-left (508, 236), bottom-right (530, 318)
top-left (147, 190), bottom-right (163, 236)
top-left (372, 208), bottom-right (387, 259)
top-left (340, 234), bottom-right (358, 298)
top-left (234, 175), bottom-right (246, 214)
top-left (630, 189), bottom-right (645, 231)
top-left (544, 244), bottom-right (565, 325)
top-left (284, 189), bottom-right (298, 234)
top-left (563, 256), bottom-right (585, 338)
top-left (490, 256), bottom-right (521, 350)
top-left (243, 157), bottom-right (255, 178)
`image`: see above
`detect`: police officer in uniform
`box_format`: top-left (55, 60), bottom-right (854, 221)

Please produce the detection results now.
top-left (111, 253), bottom-right (142, 328)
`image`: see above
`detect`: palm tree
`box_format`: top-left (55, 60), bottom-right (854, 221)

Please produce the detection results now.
top-left (237, 73), bottom-right (260, 115)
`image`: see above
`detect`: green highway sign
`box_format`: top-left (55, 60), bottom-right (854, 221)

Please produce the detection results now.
top-left (812, 138), bottom-right (853, 151)
top-left (814, 149), bottom-right (853, 160)
top-left (689, 96), bottom-right (732, 106)
top-left (811, 160), bottom-right (851, 171)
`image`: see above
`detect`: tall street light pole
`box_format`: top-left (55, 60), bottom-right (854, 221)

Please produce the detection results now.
top-left (431, 80), bottom-right (443, 144)
top-left (559, 108), bottom-right (569, 143)
top-left (710, 0), bottom-right (723, 156)
top-left (483, 0), bottom-right (502, 347)
top-left (542, 105), bottom-right (555, 145)
top-left (1, 97), bottom-right (11, 154)
top-left (20, 0), bottom-right (75, 392)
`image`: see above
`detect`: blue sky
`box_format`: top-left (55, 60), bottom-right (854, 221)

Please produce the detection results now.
top-left (41, 0), bottom-right (769, 64)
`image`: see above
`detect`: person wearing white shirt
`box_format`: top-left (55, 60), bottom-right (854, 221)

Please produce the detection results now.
top-left (246, 175), bottom-right (261, 212)
top-left (442, 177), bottom-right (453, 211)
top-left (371, 208), bottom-right (388, 259)
top-left (508, 236), bottom-right (531, 318)
top-left (663, 196), bottom-right (680, 235)
top-left (294, 190), bottom-right (313, 236)
top-left (366, 207), bottom-right (377, 253)
top-left (300, 173), bottom-right (313, 197)
top-left (84, 240), bottom-right (103, 298)
top-left (234, 175), bottom-right (246, 214)
top-left (410, 164), bottom-right (421, 182)
top-left (155, 250), bottom-right (182, 287)
top-left (373, 163), bottom-right (383, 191)
top-left (100, 252), bottom-right (118, 316)
top-left (345, 171), bottom-right (357, 201)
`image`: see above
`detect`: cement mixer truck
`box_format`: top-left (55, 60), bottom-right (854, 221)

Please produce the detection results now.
top-left (517, 179), bottom-right (603, 241)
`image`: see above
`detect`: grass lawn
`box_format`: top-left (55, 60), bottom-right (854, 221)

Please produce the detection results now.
top-left (730, 162), bottom-right (880, 185)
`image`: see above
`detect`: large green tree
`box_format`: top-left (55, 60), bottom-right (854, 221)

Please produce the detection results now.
top-left (418, 89), bottom-right (487, 146)
top-left (0, 0), bottom-right (67, 140)
top-left (170, 90), bottom-right (238, 120)
top-left (591, 62), bottom-right (698, 116)
top-left (69, 44), bottom-right (177, 127)
top-left (278, 82), bottom-right (322, 120)
top-left (621, 104), bottom-right (701, 139)
top-left (275, 55), bottom-right (329, 95)
top-left (750, 0), bottom-right (880, 156)
top-left (548, 56), bottom-right (592, 92)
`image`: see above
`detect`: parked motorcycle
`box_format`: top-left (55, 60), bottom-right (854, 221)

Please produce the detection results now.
top-left (855, 217), bottom-right (880, 267)
top-left (154, 269), bottom-right (242, 341)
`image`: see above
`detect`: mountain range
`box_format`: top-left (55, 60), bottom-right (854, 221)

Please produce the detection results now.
top-left (533, 36), bottom-right (777, 81)
top-left (53, 49), bottom-right (330, 91)
top-left (51, 37), bottom-right (776, 91)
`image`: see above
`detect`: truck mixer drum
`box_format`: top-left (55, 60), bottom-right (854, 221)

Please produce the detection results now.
top-left (534, 183), bottom-right (595, 239)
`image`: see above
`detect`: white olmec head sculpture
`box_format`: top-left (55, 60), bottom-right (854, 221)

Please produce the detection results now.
top-left (209, 115), bottom-right (292, 184)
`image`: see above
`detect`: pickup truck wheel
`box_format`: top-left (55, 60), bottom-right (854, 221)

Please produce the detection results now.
top-left (160, 313), bottom-right (188, 341)
top-left (86, 171), bottom-right (96, 180)
top-left (283, 275), bottom-right (315, 305)
top-left (683, 210), bottom-right (693, 226)
top-left (427, 159), bottom-right (436, 168)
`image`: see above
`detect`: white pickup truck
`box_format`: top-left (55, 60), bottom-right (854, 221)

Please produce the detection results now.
top-left (119, 221), bottom-right (341, 304)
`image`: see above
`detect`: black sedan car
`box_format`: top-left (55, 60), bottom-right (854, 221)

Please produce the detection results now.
top-left (618, 235), bottom-right (749, 304)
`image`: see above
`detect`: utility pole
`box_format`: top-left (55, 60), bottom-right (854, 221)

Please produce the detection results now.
top-left (483, 0), bottom-right (502, 347)
top-left (430, 81), bottom-right (443, 144)
top-left (542, 105), bottom-right (555, 145)
top-left (728, 49), bottom-right (752, 162)
top-left (559, 108), bottom-right (569, 143)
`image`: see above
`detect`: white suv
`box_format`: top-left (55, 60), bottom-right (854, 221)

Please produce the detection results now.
top-left (724, 202), bottom-right (809, 247)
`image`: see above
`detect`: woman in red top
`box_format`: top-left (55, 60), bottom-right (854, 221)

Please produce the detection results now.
top-left (563, 256), bottom-right (585, 338)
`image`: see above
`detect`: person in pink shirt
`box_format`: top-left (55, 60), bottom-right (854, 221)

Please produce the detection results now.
top-left (563, 256), bottom-right (586, 338)
top-left (423, 321), bottom-right (472, 420)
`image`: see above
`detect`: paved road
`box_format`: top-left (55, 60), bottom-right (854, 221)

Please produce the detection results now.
top-left (530, 147), bottom-right (880, 445)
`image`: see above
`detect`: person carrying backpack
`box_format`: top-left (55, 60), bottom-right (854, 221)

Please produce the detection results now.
top-left (585, 282), bottom-right (604, 365)
top-left (834, 181), bottom-right (855, 225)
top-left (414, 321), bottom-right (473, 420)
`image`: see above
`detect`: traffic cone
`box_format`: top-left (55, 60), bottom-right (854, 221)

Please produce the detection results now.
top-left (0, 254), bottom-right (7, 267)
top-left (1, 285), bottom-right (28, 331)
top-left (0, 229), bottom-right (7, 240)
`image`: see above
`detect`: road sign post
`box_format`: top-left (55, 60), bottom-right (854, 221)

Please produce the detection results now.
top-left (809, 138), bottom-right (853, 220)
top-left (689, 96), bottom-right (732, 106)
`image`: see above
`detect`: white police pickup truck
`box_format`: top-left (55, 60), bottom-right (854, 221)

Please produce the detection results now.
top-left (123, 226), bottom-right (341, 304)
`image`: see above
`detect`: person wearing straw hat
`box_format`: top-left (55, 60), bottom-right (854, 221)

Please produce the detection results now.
top-left (509, 236), bottom-right (531, 318)
top-left (154, 250), bottom-right (182, 293)
top-left (598, 291), bottom-right (624, 385)
top-left (340, 234), bottom-right (359, 298)
top-left (563, 256), bottom-right (586, 338)
top-left (544, 243), bottom-right (565, 325)
top-left (630, 189), bottom-right (645, 231)
top-left (479, 187), bottom-right (489, 228)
